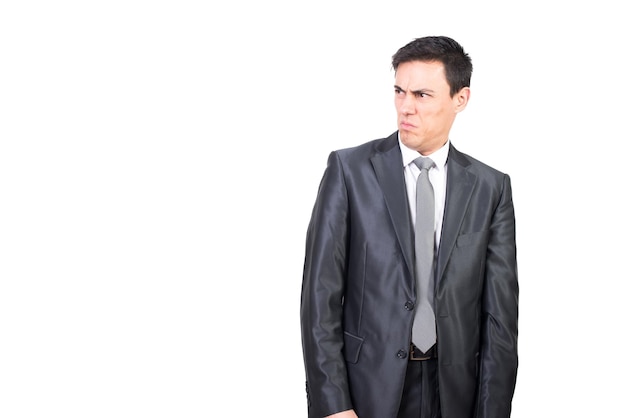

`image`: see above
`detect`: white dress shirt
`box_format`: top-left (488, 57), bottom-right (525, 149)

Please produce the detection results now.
top-left (399, 138), bottom-right (449, 253)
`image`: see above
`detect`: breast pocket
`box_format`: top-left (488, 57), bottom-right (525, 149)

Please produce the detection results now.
top-left (456, 230), bottom-right (489, 247)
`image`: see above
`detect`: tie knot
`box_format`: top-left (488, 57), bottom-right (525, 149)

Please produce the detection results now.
top-left (414, 157), bottom-right (435, 171)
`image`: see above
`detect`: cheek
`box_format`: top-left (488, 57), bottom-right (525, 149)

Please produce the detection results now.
top-left (428, 107), bottom-right (450, 122)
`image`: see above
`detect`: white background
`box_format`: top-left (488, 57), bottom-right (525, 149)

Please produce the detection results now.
top-left (1, 1), bottom-right (624, 417)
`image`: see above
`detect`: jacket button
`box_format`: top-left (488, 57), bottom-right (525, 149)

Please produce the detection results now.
top-left (404, 301), bottom-right (414, 311)
top-left (397, 349), bottom-right (407, 359)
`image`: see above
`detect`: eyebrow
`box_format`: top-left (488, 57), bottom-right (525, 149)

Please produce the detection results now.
top-left (394, 85), bottom-right (434, 96)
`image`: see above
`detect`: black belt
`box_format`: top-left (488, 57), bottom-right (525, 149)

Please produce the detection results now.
top-left (409, 343), bottom-right (437, 361)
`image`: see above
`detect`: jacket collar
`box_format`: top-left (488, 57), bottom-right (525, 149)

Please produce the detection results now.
top-left (370, 132), bottom-right (415, 277)
top-left (435, 145), bottom-right (476, 282)
top-left (370, 132), bottom-right (477, 284)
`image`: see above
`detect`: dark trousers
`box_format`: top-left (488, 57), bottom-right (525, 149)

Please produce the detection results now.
top-left (397, 358), bottom-right (441, 418)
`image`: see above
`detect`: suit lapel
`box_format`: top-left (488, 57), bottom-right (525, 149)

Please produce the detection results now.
top-left (369, 137), bottom-right (476, 285)
top-left (370, 133), bottom-right (415, 278)
top-left (436, 145), bottom-right (476, 282)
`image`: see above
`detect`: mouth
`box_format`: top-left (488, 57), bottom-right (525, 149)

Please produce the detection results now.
top-left (400, 121), bottom-right (416, 129)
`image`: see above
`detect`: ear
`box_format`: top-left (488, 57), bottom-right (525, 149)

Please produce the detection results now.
top-left (453, 87), bottom-right (470, 113)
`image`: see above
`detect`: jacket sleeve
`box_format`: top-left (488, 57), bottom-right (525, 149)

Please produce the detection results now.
top-left (300, 151), bottom-right (353, 417)
top-left (475, 173), bottom-right (519, 417)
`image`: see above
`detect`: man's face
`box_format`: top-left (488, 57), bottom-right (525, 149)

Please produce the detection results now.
top-left (394, 60), bottom-right (469, 155)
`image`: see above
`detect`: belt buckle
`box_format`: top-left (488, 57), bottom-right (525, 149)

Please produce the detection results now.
top-left (409, 344), bottom-right (431, 361)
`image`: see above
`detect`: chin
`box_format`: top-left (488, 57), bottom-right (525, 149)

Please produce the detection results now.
top-left (399, 131), bottom-right (420, 149)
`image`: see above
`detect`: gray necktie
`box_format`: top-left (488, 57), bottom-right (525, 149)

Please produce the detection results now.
top-left (411, 157), bottom-right (437, 353)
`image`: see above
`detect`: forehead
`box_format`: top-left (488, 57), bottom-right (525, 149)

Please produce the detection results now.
top-left (394, 60), bottom-right (449, 89)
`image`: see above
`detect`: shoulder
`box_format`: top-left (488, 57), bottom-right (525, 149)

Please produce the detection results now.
top-left (449, 144), bottom-right (508, 179)
top-left (331, 133), bottom-right (397, 164)
top-left (448, 144), bottom-right (514, 197)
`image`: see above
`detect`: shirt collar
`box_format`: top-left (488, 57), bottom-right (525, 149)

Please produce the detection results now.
top-left (398, 135), bottom-right (450, 170)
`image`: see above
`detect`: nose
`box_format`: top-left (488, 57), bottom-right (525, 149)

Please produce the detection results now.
top-left (400, 94), bottom-right (416, 115)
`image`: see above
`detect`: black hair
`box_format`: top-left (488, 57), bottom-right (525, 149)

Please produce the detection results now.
top-left (392, 36), bottom-right (473, 97)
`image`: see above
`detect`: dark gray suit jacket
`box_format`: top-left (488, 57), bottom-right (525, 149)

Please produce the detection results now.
top-left (301, 132), bottom-right (518, 418)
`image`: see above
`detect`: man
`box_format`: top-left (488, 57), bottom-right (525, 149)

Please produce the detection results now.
top-left (300, 36), bottom-right (518, 418)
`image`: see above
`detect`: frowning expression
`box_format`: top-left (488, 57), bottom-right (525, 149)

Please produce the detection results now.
top-left (394, 60), bottom-right (469, 155)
